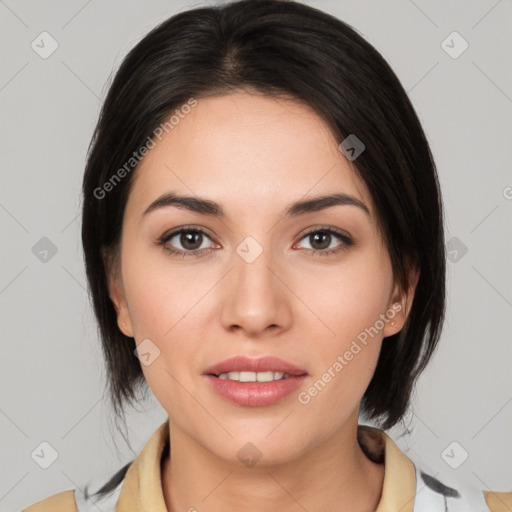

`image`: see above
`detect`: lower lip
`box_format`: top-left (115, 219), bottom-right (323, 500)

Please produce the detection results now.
top-left (203, 374), bottom-right (307, 406)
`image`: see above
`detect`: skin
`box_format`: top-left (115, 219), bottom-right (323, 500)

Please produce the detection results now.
top-left (107, 91), bottom-right (418, 512)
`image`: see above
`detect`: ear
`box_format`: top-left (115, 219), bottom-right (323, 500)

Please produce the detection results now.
top-left (101, 246), bottom-right (134, 338)
top-left (382, 264), bottom-right (420, 338)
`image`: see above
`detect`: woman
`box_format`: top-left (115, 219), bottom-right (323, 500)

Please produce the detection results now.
top-left (22, 0), bottom-right (511, 511)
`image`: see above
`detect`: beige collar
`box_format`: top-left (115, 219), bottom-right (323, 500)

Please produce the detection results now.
top-left (116, 419), bottom-right (416, 512)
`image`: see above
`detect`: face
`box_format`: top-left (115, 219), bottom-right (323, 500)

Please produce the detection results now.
top-left (108, 91), bottom-right (416, 464)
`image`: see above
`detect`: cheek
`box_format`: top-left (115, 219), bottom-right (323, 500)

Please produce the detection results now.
top-left (121, 255), bottom-right (204, 410)
top-left (121, 240), bottom-right (204, 338)
top-left (294, 246), bottom-right (393, 343)
top-left (292, 249), bottom-right (392, 403)
top-left (297, 305), bottom-right (384, 420)
top-left (120, 244), bottom-right (213, 382)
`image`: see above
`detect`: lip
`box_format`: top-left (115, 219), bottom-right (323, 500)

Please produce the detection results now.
top-left (203, 356), bottom-right (308, 377)
top-left (202, 356), bottom-right (308, 407)
top-left (204, 374), bottom-right (307, 407)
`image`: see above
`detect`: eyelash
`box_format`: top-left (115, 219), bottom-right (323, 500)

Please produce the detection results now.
top-left (156, 225), bottom-right (353, 259)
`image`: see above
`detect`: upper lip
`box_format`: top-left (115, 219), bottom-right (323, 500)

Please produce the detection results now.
top-left (203, 356), bottom-right (308, 376)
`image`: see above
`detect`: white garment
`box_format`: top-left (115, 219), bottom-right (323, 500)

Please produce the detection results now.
top-left (411, 462), bottom-right (491, 511)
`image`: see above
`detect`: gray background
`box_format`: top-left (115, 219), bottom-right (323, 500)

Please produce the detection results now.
top-left (1, 0), bottom-right (511, 510)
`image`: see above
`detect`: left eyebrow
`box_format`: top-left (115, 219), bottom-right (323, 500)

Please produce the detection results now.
top-left (142, 191), bottom-right (370, 218)
top-left (283, 193), bottom-right (370, 218)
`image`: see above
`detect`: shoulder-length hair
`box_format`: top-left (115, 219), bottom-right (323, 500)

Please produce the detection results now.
top-left (82, 0), bottom-right (446, 441)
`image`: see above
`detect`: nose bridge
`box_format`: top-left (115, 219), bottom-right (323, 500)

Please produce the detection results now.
top-left (221, 232), bottom-right (290, 333)
top-left (233, 233), bottom-right (278, 299)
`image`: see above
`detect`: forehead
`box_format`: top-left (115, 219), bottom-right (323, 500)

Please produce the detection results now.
top-left (127, 92), bottom-right (374, 222)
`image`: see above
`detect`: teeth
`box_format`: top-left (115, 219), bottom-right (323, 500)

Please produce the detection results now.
top-left (257, 371), bottom-right (278, 382)
top-left (217, 371), bottom-right (290, 382)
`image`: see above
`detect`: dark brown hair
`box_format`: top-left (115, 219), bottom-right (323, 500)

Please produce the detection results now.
top-left (81, 0), bottom-right (446, 457)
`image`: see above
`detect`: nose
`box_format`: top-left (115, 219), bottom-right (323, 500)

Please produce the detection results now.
top-left (219, 238), bottom-right (292, 337)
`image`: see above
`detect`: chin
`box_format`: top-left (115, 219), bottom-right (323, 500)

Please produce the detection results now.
top-left (205, 427), bottom-right (310, 466)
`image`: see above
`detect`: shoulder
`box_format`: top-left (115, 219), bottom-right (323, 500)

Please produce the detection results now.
top-left (21, 461), bottom-right (131, 512)
top-left (411, 460), bottom-right (512, 512)
top-left (362, 425), bottom-right (512, 512)
top-left (483, 491), bottom-right (512, 512)
top-left (21, 489), bottom-right (77, 512)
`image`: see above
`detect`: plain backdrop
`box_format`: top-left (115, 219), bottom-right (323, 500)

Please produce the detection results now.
top-left (1, 1), bottom-right (511, 510)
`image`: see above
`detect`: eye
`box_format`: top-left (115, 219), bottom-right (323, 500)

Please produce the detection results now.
top-left (295, 227), bottom-right (353, 256)
top-left (156, 225), bottom-right (353, 258)
top-left (157, 227), bottom-right (217, 258)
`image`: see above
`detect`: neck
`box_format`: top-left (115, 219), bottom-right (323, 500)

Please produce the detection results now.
top-left (162, 415), bottom-right (385, 512)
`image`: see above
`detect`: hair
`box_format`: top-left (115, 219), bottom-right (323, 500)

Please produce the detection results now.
top-left (81, 0), bottom-right (446, 494)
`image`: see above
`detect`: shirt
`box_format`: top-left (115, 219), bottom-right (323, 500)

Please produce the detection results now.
top-left (21, 419), bottom-right (512, 512)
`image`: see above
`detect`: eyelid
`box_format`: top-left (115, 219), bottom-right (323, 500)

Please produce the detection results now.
top-left (160, 224), bottom-right (216, 241)
top-left (297, 225), bottom-right (352, 241)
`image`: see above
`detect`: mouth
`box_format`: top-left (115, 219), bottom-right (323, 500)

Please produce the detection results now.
top-left (202, 355), bottom-right (308, 407)
top-left (210, 370), bottom-right (297, 382)
top-left (203, 355), bottom-right (308, 379)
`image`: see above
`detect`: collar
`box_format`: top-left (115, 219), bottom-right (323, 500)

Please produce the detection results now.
top-left (116, 419), bottom-right (416, 512)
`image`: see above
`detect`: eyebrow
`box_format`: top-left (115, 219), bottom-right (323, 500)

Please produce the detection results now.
top-left (143, 191), bottom-right (370, 219)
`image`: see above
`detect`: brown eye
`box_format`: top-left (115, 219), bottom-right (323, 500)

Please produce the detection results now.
top-left (178, 231), bottom-right (205, 250)
top-left (296, 227), bottom-right (353, 256)
top-left (309, 231), bottom-right (332, 250)
top-left (159, 227), bottom-right (216, 257)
